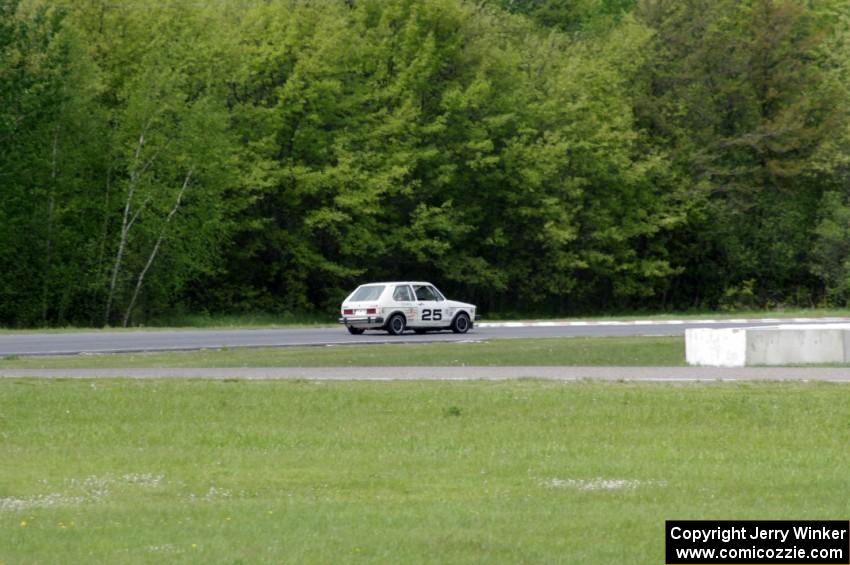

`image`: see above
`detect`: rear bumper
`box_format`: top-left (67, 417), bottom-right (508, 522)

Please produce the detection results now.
top-left (339, 316), bottom-right (384, 327)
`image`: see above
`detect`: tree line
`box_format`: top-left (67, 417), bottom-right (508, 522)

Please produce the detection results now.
top-left (1, 0), bottom-right (849, 327)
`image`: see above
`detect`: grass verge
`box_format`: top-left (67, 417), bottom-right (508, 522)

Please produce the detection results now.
top-left (0, 337), bottom-right (685, 369)
top-left (2, 379), bottom-right (849, 563)
top-left (0, 313), bottom-right (336, 334)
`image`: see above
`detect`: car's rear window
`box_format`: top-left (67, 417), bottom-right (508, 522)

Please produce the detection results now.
top-left (393, 285), bottom-right (414, 302)
top-left (349, 285), bottom-right (385, 302)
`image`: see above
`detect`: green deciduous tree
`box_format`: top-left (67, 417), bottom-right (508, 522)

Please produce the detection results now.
top-left (215, 0), bottom-right (681, 315)
top-left (3, 0), bottom-right (849, 326)
top-left (0, 1), bottom-right (106, 327)
top-left (82, 2), bottom-right (241, 326)
top-left (636, 0), bottom-right (850, 308)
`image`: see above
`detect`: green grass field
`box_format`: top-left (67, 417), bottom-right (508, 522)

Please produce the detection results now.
top-left (3, 379), bottom-right (850, 563)
top-left (0, 337), bottom-right (685, 369)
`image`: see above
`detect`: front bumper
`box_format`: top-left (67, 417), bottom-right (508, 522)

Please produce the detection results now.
top-left (339, 316), bottom-right (385, 326)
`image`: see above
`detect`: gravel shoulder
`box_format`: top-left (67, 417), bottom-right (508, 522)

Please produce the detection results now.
top-left (2, 366), bottom-right (849, 381)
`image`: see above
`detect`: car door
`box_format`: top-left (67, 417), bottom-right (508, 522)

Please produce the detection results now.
top-left (391, 284), bottom-right (416, 322)
top-left (413, 284), bottom-right (445, 327)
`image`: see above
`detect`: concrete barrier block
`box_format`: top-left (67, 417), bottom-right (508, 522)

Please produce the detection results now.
top-left (686, 323), bottom-right (850, 366)
top-left (746, 329), bottom-right (845, 365)
top-left (685, 328), bottom-right (747, 367)
top-left (844, 331), bottom-right (850, 363)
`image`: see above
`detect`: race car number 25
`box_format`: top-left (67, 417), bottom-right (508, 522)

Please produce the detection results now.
top-left (421, 309), bottom-right (443, 321)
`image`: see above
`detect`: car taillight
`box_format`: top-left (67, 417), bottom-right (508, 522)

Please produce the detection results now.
top-left (343, 309), bottom-right (353, 315)
top-left (366, 308), bottom-right (377, 315)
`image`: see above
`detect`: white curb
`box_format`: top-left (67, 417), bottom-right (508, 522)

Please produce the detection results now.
top-left (477, 317), bottom-right (850, 329)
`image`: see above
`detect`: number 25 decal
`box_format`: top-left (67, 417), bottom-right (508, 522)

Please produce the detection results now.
top-left (421, 309), bottom-right (443, 321)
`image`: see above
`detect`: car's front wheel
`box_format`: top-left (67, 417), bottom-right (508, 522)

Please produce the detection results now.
top-left (385, 314), bottom-right (406, 335)
top-left (346, 326), bottom-right (365, 335)
top-left (451, 312), bottom-right (471, 334)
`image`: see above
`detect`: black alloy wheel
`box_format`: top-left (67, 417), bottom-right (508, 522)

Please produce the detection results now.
top-left (386, 314), bottom-right (406, 335)
top-left (451, 313), bottom-right (470, 334)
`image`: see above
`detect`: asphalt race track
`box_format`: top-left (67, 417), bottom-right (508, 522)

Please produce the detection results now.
top-left (3, 318), bottom-right (850, 356)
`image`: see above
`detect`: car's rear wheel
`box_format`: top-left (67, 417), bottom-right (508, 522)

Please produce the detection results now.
top-left (385, 314), bottom-right (406, 335)
top-left (451, 312), bottom-right (471, 334)
top-left (347, 325), bottom-right (365, 335)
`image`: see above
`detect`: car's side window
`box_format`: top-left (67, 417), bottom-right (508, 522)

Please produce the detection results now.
top-left (427, 286), bottom-right (444, 301)
top-left (393, 285), bottom-right (414, 302)
top-left (414, 285), bottom-right (438, 301)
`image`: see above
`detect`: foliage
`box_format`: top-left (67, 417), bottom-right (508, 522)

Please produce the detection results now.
top-left (0, 1), bottom-right (105, 326)
top-left (634, 0), bottom-right (850, 308)
top-left (1, 0), bottom-right (850, 326)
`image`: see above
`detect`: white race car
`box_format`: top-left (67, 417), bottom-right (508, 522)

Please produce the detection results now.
top-left (339, 281), bottom-right (477, 335)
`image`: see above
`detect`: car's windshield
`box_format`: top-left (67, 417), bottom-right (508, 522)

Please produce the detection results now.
top-left (349, 285), bottom-right (385, 302)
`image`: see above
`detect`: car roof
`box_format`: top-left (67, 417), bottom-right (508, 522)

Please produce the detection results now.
top-left (358, 281), bottom-right (433, 286)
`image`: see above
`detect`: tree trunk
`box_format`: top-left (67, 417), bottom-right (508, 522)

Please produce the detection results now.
top-left (96, 165), bottom-right (112, 284)
top-left (104, 132), bottom-right (146, 326)
top-left (41, 124), bottom-right (60, 325)
top-left (122, 170), bottom-right (192, 328)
